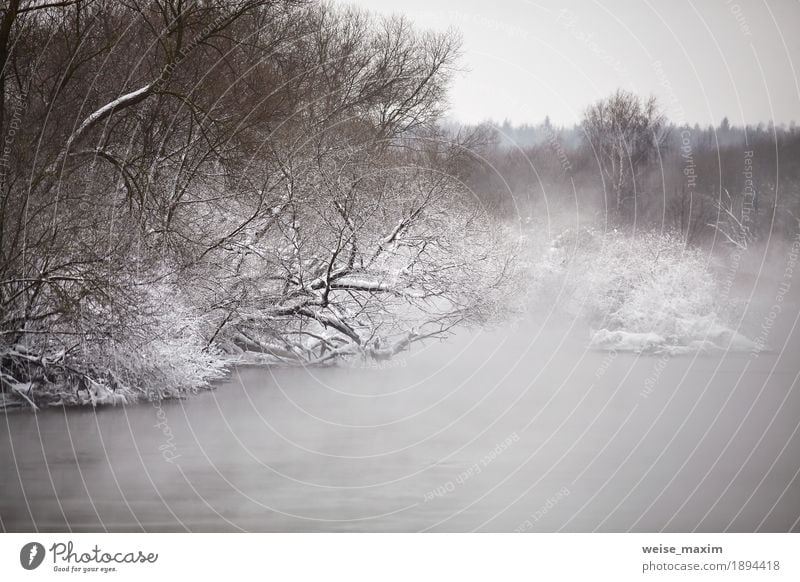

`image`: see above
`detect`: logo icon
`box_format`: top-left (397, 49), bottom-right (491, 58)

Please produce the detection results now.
top-left (20, 542), bottom-right (45, 570)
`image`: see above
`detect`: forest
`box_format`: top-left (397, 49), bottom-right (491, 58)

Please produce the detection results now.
top-left (1, 0), bottom-right (798, 409)
top-left (471, 110), bottom-right (800, 246)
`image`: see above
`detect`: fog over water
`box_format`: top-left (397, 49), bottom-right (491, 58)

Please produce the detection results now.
top-left (3, 269), bottom-right (798, 532)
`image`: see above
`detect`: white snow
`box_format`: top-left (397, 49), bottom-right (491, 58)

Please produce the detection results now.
top-left (590, 330), bottom-right (667, 352)
top-left (65, 83), bottom-right (154, 152)
top-left (532, 228), bottom-right (760, 354)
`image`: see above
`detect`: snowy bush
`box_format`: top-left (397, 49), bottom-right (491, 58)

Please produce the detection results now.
top-left (101, 282), bottom-right (230, 399)
top-left (532, 228), bottom-right (756, 353)
top-left (0, 279), bottom-right (230, 409)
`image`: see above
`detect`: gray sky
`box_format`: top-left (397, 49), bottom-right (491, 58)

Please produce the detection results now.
top-left (332, 0), bottom-right (800, 127)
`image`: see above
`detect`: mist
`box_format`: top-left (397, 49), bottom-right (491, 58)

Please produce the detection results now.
top-left (0, 0), bottom-right (798, 535)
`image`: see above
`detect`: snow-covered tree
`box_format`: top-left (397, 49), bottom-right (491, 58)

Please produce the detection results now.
top-left (0, 1), bottom-right (517, 407)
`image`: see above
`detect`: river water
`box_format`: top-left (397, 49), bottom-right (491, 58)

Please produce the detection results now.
top-left (2, 315), bottom-right (799, 532)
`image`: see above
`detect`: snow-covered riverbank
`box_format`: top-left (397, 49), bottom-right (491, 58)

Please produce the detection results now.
top-left (528, 227), bottom-right (766, 355)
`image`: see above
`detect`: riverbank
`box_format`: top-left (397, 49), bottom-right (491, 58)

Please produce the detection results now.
top-left (4, 225), bottom-right (793, 412)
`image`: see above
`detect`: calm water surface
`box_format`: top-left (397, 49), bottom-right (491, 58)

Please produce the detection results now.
top-left (2, 320), bottom-right (799, 532)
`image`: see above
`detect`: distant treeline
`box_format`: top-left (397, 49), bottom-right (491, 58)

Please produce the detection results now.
top-left (462, 101), bottom-right (800, 245)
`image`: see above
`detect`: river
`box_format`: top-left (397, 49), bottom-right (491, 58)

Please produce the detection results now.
top-left (2, 314), bottom-right (799, 532)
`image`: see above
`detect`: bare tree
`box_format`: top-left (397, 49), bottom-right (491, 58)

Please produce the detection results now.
top-left (707, 188), bottom-right (756, 250)
top-left (582, 90), bottom-right (668, 220)
top-left (0, 1), bottom-right (517, 407)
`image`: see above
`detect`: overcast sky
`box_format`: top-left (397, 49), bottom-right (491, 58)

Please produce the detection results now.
top-left (331, 0), bottom-right (800, 128)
